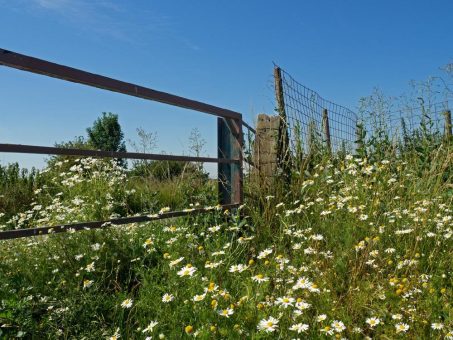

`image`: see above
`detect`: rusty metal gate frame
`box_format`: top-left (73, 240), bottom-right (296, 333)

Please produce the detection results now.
top-left (0, 48), bottom-right (243, 240)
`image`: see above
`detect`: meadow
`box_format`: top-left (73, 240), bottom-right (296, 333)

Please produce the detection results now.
top-left (0, 81), bottom-right (452, 339)
top-left (0, 131), bottom-right (451, 339)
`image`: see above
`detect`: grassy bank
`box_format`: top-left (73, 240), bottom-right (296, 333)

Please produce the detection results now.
top-left (0, 144), bottom-right (451, 338)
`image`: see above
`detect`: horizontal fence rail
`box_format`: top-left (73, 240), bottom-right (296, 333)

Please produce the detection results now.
top-left (0, 143), bottom-right (240, 164)
top-left (0, 204), bottom-right (239, 240)
top-left (0, 49), bottom-right (241, 121)
top-left (242, 120), bottom-right (256, 135)
top-left (0, 48), bottom-right (246, 240)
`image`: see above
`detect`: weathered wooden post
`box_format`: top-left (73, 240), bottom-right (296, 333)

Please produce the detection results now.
top-left (444, 110), bottom-right (452, 141)
top-left (218, 117), bottom-right (243, 206)
top-left (273, 66), bottom-right (291, 181)
top-left (322, 108), bottom-right (332, 153)
top-left (253, 114), bottom-right (281, 178)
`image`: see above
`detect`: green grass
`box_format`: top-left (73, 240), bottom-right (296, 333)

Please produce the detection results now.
top-left (0, 143), bottom-right (451, 339)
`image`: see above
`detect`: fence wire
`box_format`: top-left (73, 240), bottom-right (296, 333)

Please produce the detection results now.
top-left (276, 67), bottom-right (452, 156)
top-left (277, 66), bottom-right (358, 154)
top-left (382, 101), bottom-right (451, 142)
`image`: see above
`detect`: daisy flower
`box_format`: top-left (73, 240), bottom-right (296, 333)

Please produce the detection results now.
top-left (295, 300), bottom-right (311, 310)
top-left (275, 296), bottom-right (295, 308)
top-left (292, 276), bottom-right (313, 290)
top-left (193, 294), bottom-right (206, 302)
top-left (252, 274), bottom-right (269, 283)
top-left (257, 316), bottom-right (279, 333)
top-left (317, 314), bottom-right (327, 322)
top-left (228, 264), bottom-right (248, 273)
top-left (142, 321), bottom-right (158, 333)
top-left (205, 261), bottom-right (223, 269)
top-left (121, 298), bottom-right (133, 309)
top-left (308, 283), bottom-right (320, 293)
top-left (169, 257), bottom-right (184, 268)
top-left (289, 323), bottom-right (309, 333)
top-left (142, 238), bottom-right (153, 248)
top-left (320, 326), bottom-right (334, 335)
top-left (208, 225), bottom-right (221, 233)
top-left (431, 323), bottom-right (443, 330)
top-left (85, 262), bottom-right (95, 272)
top-left (83, 279), bottom-right (94, 289)
top-left (205, 282), bottom-right (218, 293)
top-left (331, 320), bottom-right (346, 333)
top-left (162, 293), bottom-right (174, 303)
top-left (218, 308), bottom-right (234, 318)
top-left (177, 264), bottom-right (197, 277)
top-left (395, 323), bottom-right (409, 333)
top-left (366, 317), bottom-right (381, 328)
top-left (257, 248), bottom-right (273, 259)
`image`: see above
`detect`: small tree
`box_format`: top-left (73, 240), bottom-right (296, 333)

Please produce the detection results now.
top-left (128, 127), bottom-right (158, 177)
top-left (188, 128), bottom-right (206, 173)
top-left (87, 112), bottom-right (126, 166)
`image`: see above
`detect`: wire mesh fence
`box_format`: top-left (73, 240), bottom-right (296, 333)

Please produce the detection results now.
top-left (274, 66), bottom-right (452, 157)
top-left (382, 101), bottom-right (451, 144)
top-left (275, 66), bottom-right (358, 154)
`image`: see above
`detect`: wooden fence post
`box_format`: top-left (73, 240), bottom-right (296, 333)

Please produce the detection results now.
top-left (274, 67), bottom-right (286, 121)
top-left (322, 108), bottom-right (332, 153)
top-left (218, 117), bottom-right (243, 205)
top-left (273, 66), bottom-right (291, 182)
top-left (253, 114), bottom-right (281, 178)
top-left (444, 110), bottom-right (452, 141)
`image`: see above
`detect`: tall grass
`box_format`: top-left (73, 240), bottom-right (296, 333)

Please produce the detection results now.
top-left (0, 163), bottom-right (40, 221)
top-left (0, 95), bottom-right (452, 338)
top-left (0, 140), bottom-right (451, 338)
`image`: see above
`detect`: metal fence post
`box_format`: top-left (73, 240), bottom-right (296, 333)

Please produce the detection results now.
top-left (322, 108), bottom-right (332, 153)
top-left (218, 117), bottom-right (243, 205)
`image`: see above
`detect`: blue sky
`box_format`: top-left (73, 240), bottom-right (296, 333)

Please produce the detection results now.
top-left (1, 0), bottom-right (452, 173)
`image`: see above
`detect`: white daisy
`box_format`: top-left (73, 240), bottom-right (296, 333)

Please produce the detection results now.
top-left (218, 308), bottom-right (234, 318)
top-left (289, 323), bottom-right (309, 333)
top-left (395, 323), bottom-right (409, 333)
top-left (431, 323), bottom-right (443, 330)
top-left (275, 296), bottom-right (295, 308)
top-left (142, 321), bottom-right (158, 333)
top-left (366, 317), bottom-right (381, 328)
top-left (121, 298), bottom-right (133, 309)
top-left (177, 265), bottom-right (197, 277)
top-left (161, 293), bottom-right (174, 303)
top-left (257, 316), bottom-right (279, 333)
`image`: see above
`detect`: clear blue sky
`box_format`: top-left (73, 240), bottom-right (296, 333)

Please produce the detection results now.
top-left (1, 0), bottom-right (452, 173)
